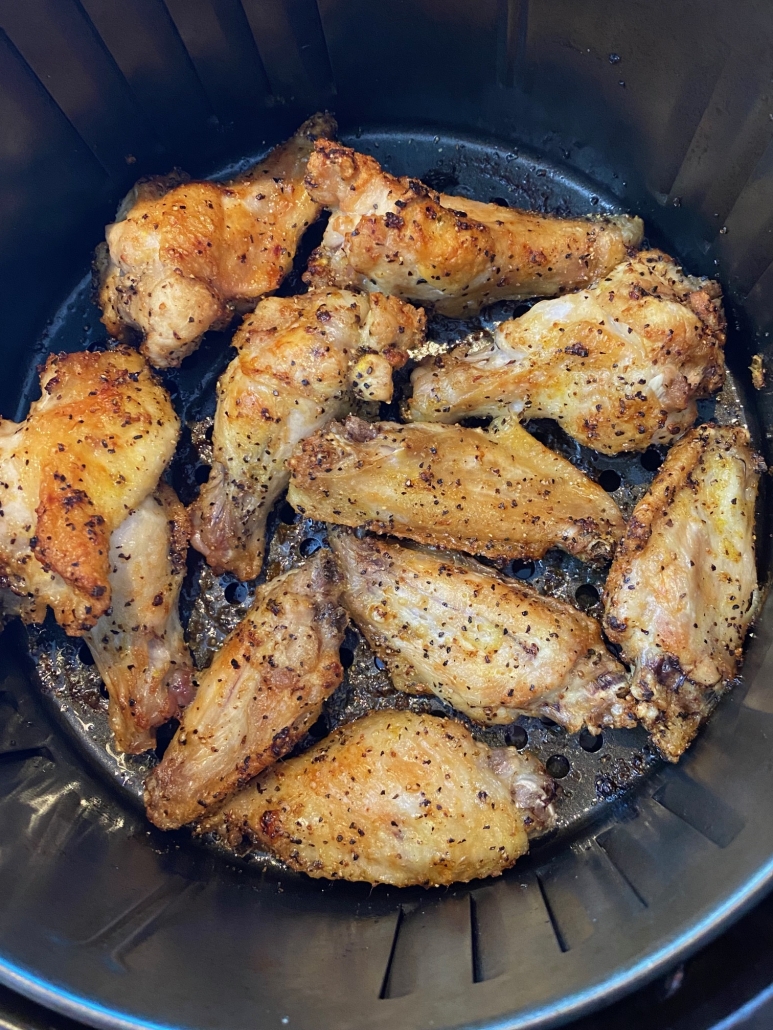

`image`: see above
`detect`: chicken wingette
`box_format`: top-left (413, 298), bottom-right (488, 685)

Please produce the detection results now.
top-left (191, 289), bottom-right (423, 581)
top-left (199, 709), bottom-right (555, 887)
top-left (82, 486), bottom-right (193, 755)
top-left (330, 531), bottom-right (632, 732)
top-left (408, 251), bottom-right (725, 454)
top-left (144, 552), bottom-right (346, 829)
top-left (0, 347), bottom-right (178, 634)
top-left (303, 138), bottom-right (643, 316)
top-left (287, 415), bottom-right (625, 563)
top-left (97, 113), bottom-right (336, 368)
top-left (604, 424), bottom-right (763, 760)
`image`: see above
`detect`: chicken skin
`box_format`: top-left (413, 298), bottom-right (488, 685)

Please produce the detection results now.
top-left (330, 531), bottom-right (632, 733)
top-left (191, 289), bottom-right (423, 581)
top-left (302, 139), bottom-right (643, 316)
top-left (97, 113), bottom-right (337, 368)
top-left (199, 710), bottom-right (556, 887)
top-left (408, 252), bottom-right (726, 454)
top-left (0, 348), bottom-right (179, 634)
top-left (604, 424), bottom-right (763, 760)
top-left (82, 486), bottom-right (193, 755)
top-left (144, 552), bottom-right (346, 830)
top-left (287, 415), bottom-right (625, 564)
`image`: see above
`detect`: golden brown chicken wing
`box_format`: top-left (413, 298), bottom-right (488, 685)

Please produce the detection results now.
top-left (82, 486), bottom-right (193, 755)
top-left (144, 552), bottom-right (346, 829)
top-left (97, 113), bottom-right (337, 368)
top-left (191, 289), bottom-right (423, 581)
top-left (330, 530), bottom-right (632, 732)
top-left (603, 424), bottom-right (763, 760)
top-left (287, 415), bottom-right (625, 563)
top-left (408, 251), bottom-right (725, 454)
top-left (199, 709), bottom-right (555, 887)
top-left (0, 347), bottom-right (179, 634)
top-left (302, 139), bottom-right (643, 316)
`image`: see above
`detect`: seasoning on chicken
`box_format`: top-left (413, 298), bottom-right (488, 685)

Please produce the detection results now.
top-left (287, 415), bottom-right (625, 564)
top-left (408, 251), bottom-right (725, 454)
top-left (199, 709), bottom-right (555, 887)
top-left (97, 113), bottom-right (337, 368)
top-left (330, 530), bottom-right (632, 732)
top-left (191, 289), bottom-right (423, 581)
top-left (144, 552), bottom-right (347, 830)
top-left (302, 138), bottom-right (643, 316)
top-left (0, 347), bottom-right (179, 634)
top-left (82, 486), bottom-right (193, 755)
top-left (603, 424), bottom-right (763, 760)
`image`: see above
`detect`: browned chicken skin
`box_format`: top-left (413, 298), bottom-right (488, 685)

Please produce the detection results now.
top-left (82, 486), bottom-right (193, 755)
top-left (604, 424), bottom-right (763, 760)
top-left (303, 139), bottom-right (643, 316)
top-left (0, 348), bottom-right (179, 634)
top-left (144, 552), bottom-right (347, 830)
top-left (199, 709), bottom-right (556, 887)
top-left (287, 415), bottom-right (625, 564)
top-left (408, 251), bottom-right (726, 454)
top-left (330, 531), bottom-right (632, 732)
top-left (191, 289), bottom-right (423, 581)
top-left (98, 113), bottom-right (337, 368)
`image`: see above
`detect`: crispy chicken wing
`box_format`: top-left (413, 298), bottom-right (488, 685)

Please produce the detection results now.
top-left (97, 113), bottom-right (337, 368)
top-left (191, 289), bottom-right (423, 580)
top-left (144, 552), bottom-right (346, 829)
top-left (603, 424), bottom-right (763, 760)
top-left (82, 486), bottom-right (193, 755)
top-left (330, 530), bottom-right (632, 732)
top-left (408, 252), bottom-right (725, 454)
top-left (302, 139), bottom-right (643, 316)
top-left (199, 710), bottom-right (555, 887)
top-left (287, 415), bottom-right (625, 563)
top-left (0, 348), bottom-right (179, 634)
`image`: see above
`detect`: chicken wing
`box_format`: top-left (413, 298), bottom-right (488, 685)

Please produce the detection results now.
top-left (199, 709), bottom-right (555, 887)
top-left (0, 347), bottom-right (179, 634)
top-left (408, 251), bottom-right (725, 454)
top-left (191, 289), bottom-right (423, 580)
top-left (330, 530), bottom-right (632, 732)
top-left (97, 113), bottom-right (337, 368)
top-left (287, 415), bottom-right (625, 563)
top-left (82, 486), bottom-right (193, 755)
top-left (302, 139), bottom-right (643, 316)
top-left (144, 552), bottom-right (346, 829)
top-left (603, 424), bottom-right (763, 760)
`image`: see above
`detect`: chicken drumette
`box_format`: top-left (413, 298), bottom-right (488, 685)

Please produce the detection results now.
top-left (191, 289), bottom-right (423, 581)
top-left (97, 113), bottom-right (336, 368)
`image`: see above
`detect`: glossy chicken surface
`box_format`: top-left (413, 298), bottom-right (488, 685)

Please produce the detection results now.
top-left (191, 289), bottom-right (423, 580)
top-left (144, 552), bottom-right (346, 829)
top-left (199, 710), bottom-right (556, 887)
top-left (0, 348), bottom-right (178, 634)
top-left (288, 415), bottom-right (625, 563)
top-left (331, 531), bottom-right (632, 732)
top-left (408, 251), bottom-right (726, 454)
top-left (604, 424), bottom-right (762, 760)
top-left (98, 113), bottom-right (336, 368)
top-left (303, 139), bottom-right (643, 316)
top-left (83, 486), bottom-right (193, 755)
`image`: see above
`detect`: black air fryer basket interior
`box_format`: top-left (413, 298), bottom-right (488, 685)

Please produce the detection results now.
top-left (3, 3), bottom-right (773, 1029)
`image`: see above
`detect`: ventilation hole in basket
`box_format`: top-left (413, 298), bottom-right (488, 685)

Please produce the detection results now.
top-left (459, 415), bottom-right (492, 429)
top-left (641, 446), bottom-right (665, 472)
top-left (278, 500), bottom-right (298, 525)
top-left (374, 655), bottom-right (387, 671)
top-left (305, 715), bottom-right (329, 742)
top-left (578, 728), bottom-right (603, 752)
top-left (546, 754), bottom-right (571, 778)
top-left (488, 196), bottom-right (510, 207)
top-left (507, 558), bottom-right (536, 580)
top-left (99, 683), bottom-right (109, 701)
top-left (194, 463), bottom-right (211, 485)
top-left (575, 583), bottom-right (600, 610)
top-left (224, 581), bottom-right (248, 605)
top-left (299, 537), bottom-right (322, 558)
top-left (339, 646), bottom-right (355, 669)
top-left (504, 724), bottom-right (528, 749)
top-left (598, 469), bottom-right (622, 492)
top-left (154, 718), bottom-right (179, 761)
top-left (78, 642), bottom-right (95, 666)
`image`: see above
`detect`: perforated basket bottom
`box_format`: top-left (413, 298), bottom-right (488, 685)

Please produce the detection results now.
top-left (24, 127), bottom-right (748, 858)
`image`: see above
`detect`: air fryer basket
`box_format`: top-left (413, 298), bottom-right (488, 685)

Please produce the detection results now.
top-left (3, 3), bottom-right (773, 1029)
